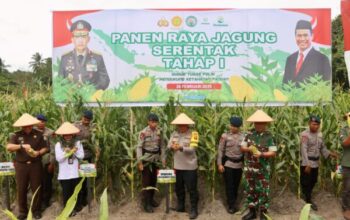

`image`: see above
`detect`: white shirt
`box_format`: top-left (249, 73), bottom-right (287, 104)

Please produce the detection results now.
top-left (55, 140), bottom-right (84, 180)
top-left (297, 46), bottom-right (312, 63)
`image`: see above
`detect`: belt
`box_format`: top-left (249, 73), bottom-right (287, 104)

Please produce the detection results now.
top-left (226, 156), bottom-right (244, 163)
top-left (308, 156), bottom-right (319, 161)
top-left (143, 148), bottom-right (160, 154)
top-left (16, 160), bottom-right (38, 164)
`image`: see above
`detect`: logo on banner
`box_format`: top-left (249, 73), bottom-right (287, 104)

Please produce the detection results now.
top-left (157, 18), bottom-right (169, 27)
top-left (186, 16), bottom-right (197, 27)
top-left (214, 16), bottom-right (228, 27)
top-left (201, 17), bottom-right (210, 25)
top-left (171, 16), bottom-right (183, 27)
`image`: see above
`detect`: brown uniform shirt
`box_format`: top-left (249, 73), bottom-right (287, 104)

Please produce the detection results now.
top-left (136, 126), bottom-right (165, 163)
top-left (10, 129), bottom-right (48, 163)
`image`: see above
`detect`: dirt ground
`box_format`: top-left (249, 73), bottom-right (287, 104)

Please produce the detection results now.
top-left (1, 188), bottom-right (343, 220)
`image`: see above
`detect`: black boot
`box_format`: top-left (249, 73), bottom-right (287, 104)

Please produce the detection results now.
top-left (151, 199), bottom-right (159, 207)
top-left (175, 201), bottom-right (185, 212)
top-left (242, 207), bottom-right (256, 220)
top-left (143, 198), bottom-right (154, 213)
top-left (189, 207), bottom-right (198, 219)
top-left (310, 202), bottom-right (318, 211)
top-left (227, 205), bottom-right (237, 214)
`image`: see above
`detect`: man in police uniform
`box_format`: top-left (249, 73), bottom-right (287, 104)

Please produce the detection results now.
top-left (240, 110), bottom-right (277, 220)
top-left (6, 113), bottom-right (49, 220)
top-left (74, 110), bottom-right (98, 208)
top-left (299, 115), bottom-right (337, 211)
top-left (339, 112), bottom-right (350, 220)
top-left (217, 116), bottom-right (244, 214)
top-left (168, 113), bottom-right (199, 219)
top-left (136, 113), bottom-right (165, 213)
top-left (59, 20), bottom-right (110, 90)
top-left (34, 114), bottom-right (54, 210)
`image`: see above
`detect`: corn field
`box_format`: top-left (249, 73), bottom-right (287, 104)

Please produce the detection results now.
top-left (0, 85), bottom-right (348, 207)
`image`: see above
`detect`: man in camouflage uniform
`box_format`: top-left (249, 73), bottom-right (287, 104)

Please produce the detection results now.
top-left (168, 113), bottom-right (199, 219)
top-left (34, 114), bottom-right (54, 210)
top-left (217, 116), bottom-right (244, 214)
top-left (339, 112), bottom-right (350, 220)
top-left (300, 115), bottom-right (337, 211)
top-left (74, 110), bottom-right (98, 209)
top-left (137, 113), bottom-right (165, 213)
top-left (240, 110), bottom-right (277, 220)
top-left (59, 19), bottom-right (110, 90)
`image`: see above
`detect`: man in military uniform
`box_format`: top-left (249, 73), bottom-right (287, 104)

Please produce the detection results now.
top-left (34, 114), bottom-right (54, 210)
top-left (168, 113), bottom-right (199, 219)
top-left (340, 112), bottom-right (350, 220)
top-left (59, 19), bottom-right (110, 90)
top-left (136, 113), bottom-right (165, 213)
top-left (300, 115), bottom-right (337, 211)
top-left (74, 110), bottom-right (98, 208)
top-left (217, 116), bottom-right (244, 214)
top-left (240, 110), bottom-right (277, 220)
top-left (6, 113), bottom-right (49, 220)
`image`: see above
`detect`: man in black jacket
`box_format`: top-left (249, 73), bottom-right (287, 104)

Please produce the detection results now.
top-left (283, 20), bottom-right (331, 86)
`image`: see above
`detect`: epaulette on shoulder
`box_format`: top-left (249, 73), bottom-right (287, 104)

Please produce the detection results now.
top-left (62, 50), bottom-right (73, 57)
top-left (90, 50), bottom-right (102, 56)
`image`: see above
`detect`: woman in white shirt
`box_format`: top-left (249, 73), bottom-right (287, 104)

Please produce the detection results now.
top-left (55, 122), bottom-right (84, 217)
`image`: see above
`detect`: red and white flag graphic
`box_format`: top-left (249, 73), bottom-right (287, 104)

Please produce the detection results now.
top-left (342, 0), bottom-right (350, 83)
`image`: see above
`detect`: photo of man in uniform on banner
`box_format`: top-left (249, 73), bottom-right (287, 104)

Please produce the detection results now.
top-left (59, 20), bottom-right (110, 90)
top-left (283, 20), bottom-right (331, 86)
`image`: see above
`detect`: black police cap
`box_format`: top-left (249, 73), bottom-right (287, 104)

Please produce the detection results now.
top-left (70, 20), bottom-right (92, 32)
top-left (309, 115), bottom-right (321, 124)
top-left (148, 113), bottom-right (159, 122)
top-left (295, 20), bottom-right (312, 34)
top-left (36, 114), bottom-right (47, 122)
top-left (83, 110), bottom-right (93, 120)
top-left (230, 116), bottom-right (242, 127)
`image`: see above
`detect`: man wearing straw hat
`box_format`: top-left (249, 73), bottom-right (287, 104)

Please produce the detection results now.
top-left (136, 113), bottom-right (166, 213)
top-left (168, 113), bottom-right (199, 219)
top-left (217, 116), bottom-right (244, 214)
top-left (240, 110), bottom-right (276, 220)
top-left (300, 115), bottom-right (338, 211)
top-left (6, 113), bottom-right (49, 220)
top-left (340, 112), bottom-right (350, 220)
top-left (55, 122), bottom-right (84, 217)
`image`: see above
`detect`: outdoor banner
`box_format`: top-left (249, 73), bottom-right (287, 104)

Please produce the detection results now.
top-left (342, 0), bottom-right (350, 85)
top-left (52, 9), bottom-right (332, 106)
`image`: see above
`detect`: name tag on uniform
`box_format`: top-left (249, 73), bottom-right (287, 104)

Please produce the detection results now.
top-left (86, 64), bottom-right (97, 72)
top-left (157, 169), bottom-right (176, 184)
top-left (79, 163), bottom-right (97, 177)
top-left (0, 162), bottom-right (15, 176)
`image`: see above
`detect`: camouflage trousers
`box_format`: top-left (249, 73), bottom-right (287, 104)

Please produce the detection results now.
top-left (243, 168), bottom-right (270, 210)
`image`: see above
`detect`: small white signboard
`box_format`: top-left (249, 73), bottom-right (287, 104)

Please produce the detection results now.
top-left (157, 169), bottom-right (176, 184)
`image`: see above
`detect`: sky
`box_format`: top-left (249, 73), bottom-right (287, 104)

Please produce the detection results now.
top-left (0, 0), bottom-right (341, 71)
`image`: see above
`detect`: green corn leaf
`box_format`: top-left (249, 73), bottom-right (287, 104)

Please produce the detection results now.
top-left (99, 188), bottom-right (108, 220)
top-left (299, 204), bottom-right (311, 220)
top-left (56, 177), bottom-right (85, 220)
top-left (27, 186), bottom-right (40, 220)
top-left (2, 209), bottom-right (18, 220)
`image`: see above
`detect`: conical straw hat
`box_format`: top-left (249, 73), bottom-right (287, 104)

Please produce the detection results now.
top-left (55, 122), bottom-right (80, 135)
top-left (13, 113), bottom-right (41, 127)
top-left (246, 110), bottom-right (273, 122)
top-left (171, 113), bottom-right (195, 125)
